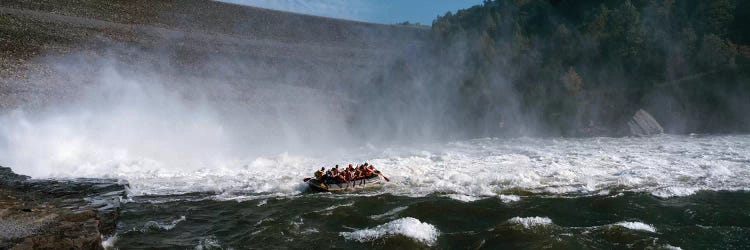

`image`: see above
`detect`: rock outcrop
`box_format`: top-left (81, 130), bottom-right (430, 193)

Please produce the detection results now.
top-left (627, 109), bottom-right (664, 136)
top-left (0, 166), bottom-right (29, 185)
top-left (0, 166), bottom-right (126, 249)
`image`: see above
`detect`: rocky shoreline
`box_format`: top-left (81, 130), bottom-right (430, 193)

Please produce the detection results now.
top-left (0, 166), bottom-right (126, 249)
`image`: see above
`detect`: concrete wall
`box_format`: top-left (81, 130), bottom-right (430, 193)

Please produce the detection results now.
top-left (0, 0), bottom-right (431, 111)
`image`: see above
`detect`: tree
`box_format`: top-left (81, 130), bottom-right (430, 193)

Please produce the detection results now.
top-left (511, 22), bottom-right (529, 52)
top-left (586, 4), bottom-right (610, 38)
top-left (696, 33), bottom-right (737, 70)
top-left (608, 0), bottom-right (644, 59)
top-left (561, 67), bottom-right (584, 96)
top-left (698, 0), bottom-right (734, 36)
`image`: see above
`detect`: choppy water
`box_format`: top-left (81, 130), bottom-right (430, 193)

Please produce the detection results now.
top-left (10, 134), bottom-right (750, 248)
top-left (114, 191), bottom-right (750, 249)
top-left (15, 134), bottom-right (749, 198)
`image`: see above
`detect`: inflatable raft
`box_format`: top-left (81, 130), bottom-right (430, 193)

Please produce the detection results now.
top-left (305, 174), bottom-right (384, 192)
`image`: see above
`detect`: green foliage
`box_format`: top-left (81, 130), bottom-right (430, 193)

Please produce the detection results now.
top-left (697, 0), bottom-right (734, 35)
top-left (432, 0), bottom-right (749, 135)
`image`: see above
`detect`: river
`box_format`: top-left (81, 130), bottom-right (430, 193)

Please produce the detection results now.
top-left (83, 134), bottom-right (750, 248)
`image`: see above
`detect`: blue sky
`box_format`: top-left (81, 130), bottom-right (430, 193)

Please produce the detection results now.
top-left (217, 0), bottom-right (483, 25)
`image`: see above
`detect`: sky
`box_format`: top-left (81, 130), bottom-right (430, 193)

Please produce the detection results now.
top-left (216, 0), bottom-right (484, 25)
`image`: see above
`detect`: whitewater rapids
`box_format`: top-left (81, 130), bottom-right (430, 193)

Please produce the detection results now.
top-left (3, 132), bottom-right (749, 199)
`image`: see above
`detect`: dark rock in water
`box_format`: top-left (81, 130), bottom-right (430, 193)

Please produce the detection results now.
top-left (0, 166), bottom-right (30, 186)
top-left (627, 109), bottom-right (664, 136)
top-left (0, 166), bottom-right (126, 249)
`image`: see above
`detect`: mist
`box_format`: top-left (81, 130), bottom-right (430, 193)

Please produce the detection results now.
top-left (0, 29), bottom-right (457, 178)
top-left (0, 1), bottom-right (540, 180)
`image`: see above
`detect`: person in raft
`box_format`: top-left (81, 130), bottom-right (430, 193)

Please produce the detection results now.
top-left (315, 163), bottom-right (378, 184)
top-left (314, 167), bottom-right (325, 180)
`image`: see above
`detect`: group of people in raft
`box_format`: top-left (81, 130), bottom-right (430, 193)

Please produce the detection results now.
top-left (313, 163), bottom-right (379, 184)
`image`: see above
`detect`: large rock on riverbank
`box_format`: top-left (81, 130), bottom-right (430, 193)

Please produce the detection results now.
top-left (627, 109), bottom-right (664, 136)
top-left (0, 166), bottom-right (126, 249)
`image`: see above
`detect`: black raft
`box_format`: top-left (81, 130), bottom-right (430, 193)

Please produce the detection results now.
top-left (305, 174), bottom-right (384, 192)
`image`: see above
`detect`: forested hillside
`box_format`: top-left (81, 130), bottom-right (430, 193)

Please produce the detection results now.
top-left (432, 0), bottom-right (750, 136)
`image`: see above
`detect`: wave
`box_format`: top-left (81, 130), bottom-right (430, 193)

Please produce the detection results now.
top-left (613, 221), bottom-right (657, 233)
top-left (194, 235), bottom-right (222, 250)
top-left (313, 202), bottom-right (355, 215)
top-left (340, 217), bottom-right (439, 246)
top-left (664, 244), bottom-right (684, 250)
top-left (444, 194), bottom-right (484, 202)
top-left (651, 187), bottom-right (699, 198)
top-left (136, 216), bottom-right (186, 232)
top-left (499, 194), bottom-right (521, 202)
top-left (370, 206), bottom-right (408, 220)
top-left (506, 216), bottom-right (553, 228)
top-left (101, 234), bottom-right (118, 249)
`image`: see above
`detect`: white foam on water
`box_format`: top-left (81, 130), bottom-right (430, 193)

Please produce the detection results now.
top-left (340, 217), bottom-right (440, 246)
top-left (252, 217), bottom-right (274, 227)
top-left (370, 135), bottom-right (750, 198)
top-left (499, 194), bottom-right (520, 203)
top-left (289, 216), bottom-right (305, 233)
top-left (314, 202), bottom-right (355, 214)
top-left (212, 192), bottom-right (291, 203)
top-left (139, 216), bottom-right (186, 232)
top-left (651, 187), bottom-right (699, 198)
top-left (507, 216), bottom-right (553, 228)
top-left (194, 235), bottom-right (222, 250)
top-left (444, 193), bottom-right (520, 203)
top-left (163, 216), bottom-right (187, 230)
top-left (115, 154), bottom-right (316, 197)
top-left (101, 234), bottom-right (118, 249)
top-left (664, 244), bottom-right (683, 250)
top-left (370, 206), bottom-right (408, 220)
top-left (613, 221), bottom-right (656, 233)
top-left (445, 194), bottom-right (484, 202)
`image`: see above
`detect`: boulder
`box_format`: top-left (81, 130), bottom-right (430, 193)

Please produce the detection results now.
top-left (0, 166), bottom-right (125, 250)
top-left (627, 109), bottom-right (664, 136)
top-left (0, 166), bottom-right (30, 186)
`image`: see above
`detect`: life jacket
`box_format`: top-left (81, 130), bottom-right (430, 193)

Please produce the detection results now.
top-left (341, 170), bottom-right (349, 181)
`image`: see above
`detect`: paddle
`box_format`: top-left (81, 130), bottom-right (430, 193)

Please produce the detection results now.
top-left (303, 177), bottom-right (311, 182)
top-left (374, 171), bottom-right (390, 182)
